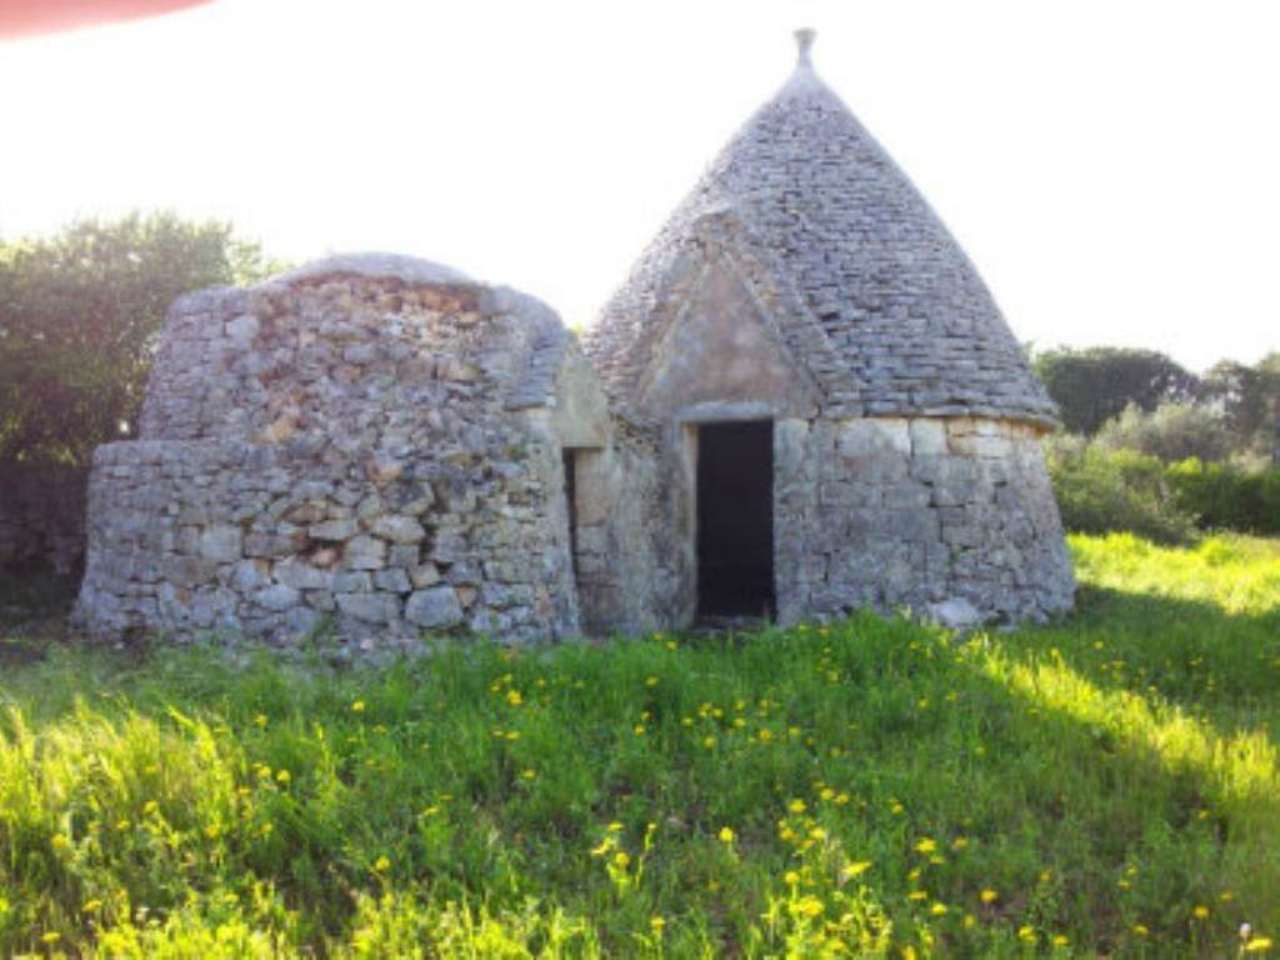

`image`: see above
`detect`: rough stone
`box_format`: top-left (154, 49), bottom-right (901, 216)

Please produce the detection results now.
top-left (405, 587), bottom-right (464, 629)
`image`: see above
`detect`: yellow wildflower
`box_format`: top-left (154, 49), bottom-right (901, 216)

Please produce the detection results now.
top-left (373, 855), bottom-right (390, 872)
top-left (1193, 905), bottom-right (1210, 920)
top-left (951, 836), bottom-right (969, 851)
top-left (718, 826), bottom-right (735, 843)
top-left (254, 713), bottom-right (268, 728)
top-left (144, 800), bottom-right (159, 815)
top-left (930, 903), bottom-right (948, 916)
top-left (613, 851), bottom-right (630, 868)
top-left (633, 724), bottom-right (646, 736)
top-left (607, 821), bottom-right (623, 833)
top-left (784, 870), bottom-right (800, 886)
top-left (650, 915), bottom-right (666, 933)
top-left (41, 932), bottom-right (60, 945)
top-left (83, 899), bottom-right (102, 912)
top-left (907, 890), bottom-right (927, 902)
top-left (963, 914), bottom-right (976, 929)
top-left (1245, 937), bottom-right (1274, 953)
top-left (1018, 925), bottom-right (1037, 943)
top-left (645, 676), bottom-right (658, 687)
top-left (980, 888), bottom-right (998, 904)
top-left (520, 769), bottom-right (536, 781)
top-left (788, 799), bottom-right (807, 814)
top-left (1052, 934), bottom-right (1069, 947)
top-left (842, 861), bottom-right (871, 880)
top-left (1132, 924), bottom-right (1149, 937)
top-left (703, 736), bottom-right (717, 749)
top-left (506, 689), bottom-right (523, 706)
top-left (351, 700), bottom-right (365, 713)
top-left (276, 769), bottom-right (291, 784)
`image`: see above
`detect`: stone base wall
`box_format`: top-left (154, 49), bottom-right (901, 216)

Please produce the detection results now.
top-left (0, 464), bottom-right (88, 575)
top-left (73, 436), bottom-right (575, 648)
top-left (776, 415), bottom-right (1074, 625)
top-left (73, 263), bottom-right (584, 650)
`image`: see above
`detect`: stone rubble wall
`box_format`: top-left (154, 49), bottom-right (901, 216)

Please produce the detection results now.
top-left (775, 415), bottom-right (1075, 625)
top-left (568, 423), bottom-right (687, 636)
top-left (0, 463), bottom-right (89, 575)
top-left (73, 267), bottom-right (580, 648)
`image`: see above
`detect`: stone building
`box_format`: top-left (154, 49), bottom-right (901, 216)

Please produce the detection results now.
top-left (73, 33), bottom-right (1073, 647)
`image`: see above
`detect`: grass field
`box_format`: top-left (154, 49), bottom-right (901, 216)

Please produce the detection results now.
top-left (0, 533), bottom-right (1277, 957)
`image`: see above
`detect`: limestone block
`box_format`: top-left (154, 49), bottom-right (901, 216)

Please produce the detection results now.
top-left (198, 524), bottom-right (243, 562)
top-left (837, 418), bottom-right (911, 459)
top-left (343, 535), bottom-right (386, 570)
top-left (370, 514), bottom-right (427, 544)
top-left (336, 592), bottom-right (399, 624)
top-left (909, 419), bottom-right (947, 456)
top-left (374, 568), bottom-right (412, 593)
top-left (254, 584), bottom-right (301, 611)
top-left (308, 518), bottom-right (358, 541)
top-left (405, 587), bottom-right (464, 628)
top-left (410, 563), bottom-right (441, 588)
top-left (274, 558), bottom-right (334, 591)
top-left (333, 571), bottom-right (373, 593)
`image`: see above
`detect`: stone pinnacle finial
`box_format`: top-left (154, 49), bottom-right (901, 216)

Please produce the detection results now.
top-left (795, 28), bottom-right (816, 68)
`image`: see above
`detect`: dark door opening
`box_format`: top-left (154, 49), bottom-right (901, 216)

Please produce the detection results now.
top-left (562, 449), bottom-right (580, 584)
top-left (696, 420), bottom-right (775, 619)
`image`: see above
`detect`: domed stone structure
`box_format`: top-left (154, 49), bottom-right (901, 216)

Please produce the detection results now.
top-left (583, 30), bottom-right (1074, 626)
top-left (73, 33), bottom-right (1073, 648)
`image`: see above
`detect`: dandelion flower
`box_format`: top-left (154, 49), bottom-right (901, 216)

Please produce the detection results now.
top-left (613, 851), bottom-right (630, 868)
top-left (276, 769), bottom-right (291, 784)
top-left (841, 861), bottom-right (871, 880)
top-left (914, 837), bottom-right (936, 855)
top-left (351, 700), bottom-right (365, 713)
top-left (788, 799), bottom-right (807, 814)
top-left (1245, 937), bottom-right (1274, 953)
top-left (520, 769), bottom-right (536, 781)
top-left (980, 889), bottom-right (998, 904)
top-left (650, 915), bottom-right (666, 933)
top-left (907, 890), bottom-right (927, 902)
top-left (703, 736), bottom-right (717, 749)
top-left (1052, 934), bottom-right (1069, 947)
top-left (607, 821), bottom-right (624, 833)
top-left (254, 713), bottom-right (268, 728)
top-left (784, 870), bottom-right (800, 886)
top-left (41, 932), bottom-right (60, 945)
top-left (930, 903), bottom-right (948, 916)
top-left (633, 724), bottom-right (646, 736)
top-left (373, 855), bottom-right (390, 872)
top-left (718, 826), bottom-right (735, 843)
top-left (1132, 924), bottom-right (1149, 937)
top-left (1018, 925), bottom-right (1037, 943)
top-left (506, 690), bottom-right (523, 706)
top-left (1193, 905), bottom-right (1210, 920)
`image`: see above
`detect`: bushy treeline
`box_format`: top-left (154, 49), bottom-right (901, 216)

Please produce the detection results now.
top-left (1036, 345), bottom-right (1280, 541)
top-left (0, 213), bottom-right (282, 467)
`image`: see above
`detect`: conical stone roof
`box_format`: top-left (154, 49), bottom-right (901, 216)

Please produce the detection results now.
top-left (585, 31), bottom-right (1058, 428)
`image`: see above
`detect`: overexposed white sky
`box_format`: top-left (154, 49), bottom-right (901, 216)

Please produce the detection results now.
top-left (2, 0), bottom-right (1277, 374)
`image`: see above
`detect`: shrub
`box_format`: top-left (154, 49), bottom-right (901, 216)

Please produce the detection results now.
top-left (1094, 402), bottom-right (1234, 463)
top-left (1044, 438), bottom-right (1198, 544)
top-left (1166, 458), bottom-right (1280, 535)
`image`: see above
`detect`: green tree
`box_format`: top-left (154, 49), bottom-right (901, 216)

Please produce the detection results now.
top-left (1032, 346), bottom-right (1200, 435)
top-left (0, 212), bottom-right (281, 466)
top-left (1202, 355), bottom-right (1280, 462)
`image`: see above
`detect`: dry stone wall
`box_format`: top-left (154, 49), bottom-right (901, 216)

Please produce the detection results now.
top-left (73, 259), bottom-right (582, 648)
top-left (0, 464), bottom-right (88, 575)
top-left (775, 415), bottom-right (1074, 626)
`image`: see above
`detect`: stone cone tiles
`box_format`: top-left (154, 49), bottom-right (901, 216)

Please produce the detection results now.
top-left (586, 46), bottom-right (1059, 428)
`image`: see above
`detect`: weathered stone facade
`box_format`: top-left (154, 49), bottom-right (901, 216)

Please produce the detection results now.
top-left (73, 256), bottom-right (673, 647)
top-left (72, 32), bottom-right (1075, 646)
top-left (0, 464), bottom-right (88, 576)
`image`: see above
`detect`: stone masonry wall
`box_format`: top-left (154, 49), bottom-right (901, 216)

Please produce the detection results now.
top-left (73, 263), bottom-right (581, 648)
top-left (776, 415), bottom-right (1074, 626)
top-left (0, 464), bottom-right (88, 575)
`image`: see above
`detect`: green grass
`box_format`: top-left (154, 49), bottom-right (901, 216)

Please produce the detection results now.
top-left (0, 534), bottom-right (1278, 957)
